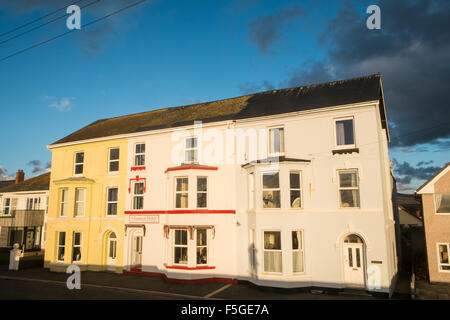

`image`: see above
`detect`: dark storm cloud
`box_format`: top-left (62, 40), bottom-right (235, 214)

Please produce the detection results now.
top-left (27, 160), bottom-right (51, 173)
top-left (284, 0), bottom-right (450, 148)
top-left (247, 2), bottom-right (304, 54)
top-left (393, 158), bottom-right (441, 185)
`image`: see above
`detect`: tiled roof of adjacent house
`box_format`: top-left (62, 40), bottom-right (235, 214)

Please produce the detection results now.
top-left (50, 74), bottom-right (386, 146)
top-left (0, 180), bottom-right (15, 189)
top-left (0, 172), bottom-right (50, 193)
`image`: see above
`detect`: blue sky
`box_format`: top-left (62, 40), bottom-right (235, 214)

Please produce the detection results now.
top-left (0, 0), bottom-right (449, 193)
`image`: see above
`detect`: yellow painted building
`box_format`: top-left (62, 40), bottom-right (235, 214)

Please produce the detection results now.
top-left (44, 138), bottom-right (127, 273)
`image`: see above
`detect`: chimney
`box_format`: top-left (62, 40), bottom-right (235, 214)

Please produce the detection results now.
top-left (15, 169), bottom-right (24, 184)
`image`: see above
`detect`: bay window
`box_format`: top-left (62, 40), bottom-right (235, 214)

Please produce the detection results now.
top-left (59, 188), bottom-right (68, 217)
top-left (289, 171), bottom-right (302, 208)
top-left (57, 232), bottom-right (66, 262)
top-left (72, 232), bottom-right (82, 263)
top-left (196, 229), bottom-right (208, 265)
top-left (196, 177), bottom-right (207, 208)
top-left (263, 231), bottom-right (282, 273)
top-left (174, 229), bottom-right (188, 265)
top-left (292, 231), bottom-right (304, 273)
top-left (175, 177), bottom-right (188, 208)
top-left (74, 188), bottom-right (85, 217)
top-left (262, 172), bottom-right (280, 208)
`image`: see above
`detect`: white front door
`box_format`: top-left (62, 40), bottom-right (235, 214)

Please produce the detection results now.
top-left (107, 236), bottom-right (117, 271)
top-left (132, 236), bottom-right (142, 269)
top-left (343, 243), bottom-right (365, 287)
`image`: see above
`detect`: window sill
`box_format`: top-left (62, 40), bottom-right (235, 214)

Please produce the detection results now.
top-left (164, 264), bottom-right (216, 270)
top-left (332, 148), bottom-right (359, 155)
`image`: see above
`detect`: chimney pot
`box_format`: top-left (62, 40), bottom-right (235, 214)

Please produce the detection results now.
top-left (15, 169), bottom-right (25, 184)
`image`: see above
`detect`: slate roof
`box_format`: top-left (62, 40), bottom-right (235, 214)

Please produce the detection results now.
top-left (50, 74), bottom-right (386, 146)
top-left (0, 180), bottom-right (14, 189)
top-left (0, 172), bottom-right (50, 193)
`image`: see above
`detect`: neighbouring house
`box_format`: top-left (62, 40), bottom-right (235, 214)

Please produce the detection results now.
top-left (416, 163), bottom-right (450, 284)
top-left (44, 74), bottom-right (399, 296)
top-left (44, 138), bottom-right (128, 273)
top-left (0, 170), bottom-right (50, 251)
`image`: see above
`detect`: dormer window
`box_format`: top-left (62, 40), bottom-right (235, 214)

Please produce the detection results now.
top-left (335, 118), bottom-right (355, 147)
top-left (269, 127), bottom-right (285, 156)
top-left (185, 137), bottom-right (198, 164)
top-left (74, 152), bottom-right (84, 175)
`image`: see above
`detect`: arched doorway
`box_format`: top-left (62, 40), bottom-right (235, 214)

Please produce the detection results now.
top-left (343, 234), bottom-right (366, 288)
top-left (106, 232), bottom-right (117, 272)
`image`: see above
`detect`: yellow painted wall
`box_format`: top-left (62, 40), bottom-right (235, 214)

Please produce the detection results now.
top-left (44, 138), bottom-right (127, 273)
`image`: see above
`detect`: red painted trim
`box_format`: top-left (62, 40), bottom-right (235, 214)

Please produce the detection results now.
top-left (165, 166), bottom-right (218, 173)
top-left (164, 264), bottom-right (216, 270)
top-left (125, 209), bottom-right (235, 214)
top-left (123, 269), bottom-right (237, 284)
top-left (131, 166), bottom-right (146, 171)
top-left (128, 176), bottom-right (147, 193)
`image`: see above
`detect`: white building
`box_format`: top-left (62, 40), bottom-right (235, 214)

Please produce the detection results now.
top-left (117, 74), bottom-right (399, 296)
top-left (0, 171), bottom-right (50, 251)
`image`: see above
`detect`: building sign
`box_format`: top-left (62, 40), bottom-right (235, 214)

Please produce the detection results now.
top-left (129, 215), bottom-right (159, 224)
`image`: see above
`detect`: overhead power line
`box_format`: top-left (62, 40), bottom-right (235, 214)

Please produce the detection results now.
top-left (0, 0), bottom-right (86, 38)
top-left (0, 0), bottom-right (101, 47)
top-left (0, 0), bottom-right (148, 63)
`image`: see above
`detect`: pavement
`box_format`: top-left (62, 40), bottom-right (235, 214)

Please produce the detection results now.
top-left (415, 279), bottom-right (450, 300)
top-left (0, 264), bottom-right (389, 300)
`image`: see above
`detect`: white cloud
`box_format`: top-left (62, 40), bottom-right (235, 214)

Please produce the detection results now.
top-left (0, 165), bottom-right (14, 181)
top-left (48, 97), bottom-right (73, 112)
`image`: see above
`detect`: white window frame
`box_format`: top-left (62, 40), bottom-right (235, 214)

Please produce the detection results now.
top-left (132, 182), bottom-right (144, 210)
top-left (268, 126), bottom-right (285, 156)
top-left (173, 229), bottom-right (188, 265)
top-left (108, 147), bottom-right (120, 173)
top-left (434, 193), bottom-right (450, 215)
top-left (196, 228), bottom-right (208, 266)
top-left (106, 187), bottom-right (118, 216)
top-left (248, 172), bottom-right (255, 210)
top-left (134, 143), bottom-right (146, 167)
top-left (74, 188), bottom-right (86, 217)
top-left (262, 230), bottom-right (283, 274)
top-left (3, 198), bottom-right (11, 215)
top-left (437, 243), bottom-right (450, 273)
top-left (26, 197), bottom-right (40, 210)
top-left (72, 232), bottom-right (83, 263)
top-left (184, 137), bottom-right (198, 164)
top-left (57, 231), bottom-right (66, 263)
top-left (59, 188), bottom-right (68, 217)
top-left (289, 171), bottom-right (302, 209)
top-left (196, 176), bottom-right (208, 209)
top-left (74, 151), bottom-right (84, 175)
top-left (337, 169), bottom-right (361, 209)
top-left (292, 230), bottom-right (305, 274)
top-left (262, 171), bottom-right (281, 209)
top-left (334, 117), bottom-right (356, 149)
top-left (175, 177), bottom-right (189, 209)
